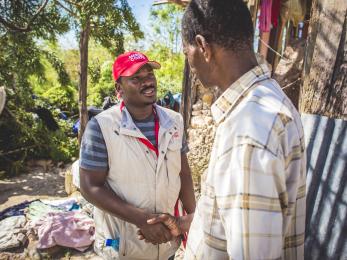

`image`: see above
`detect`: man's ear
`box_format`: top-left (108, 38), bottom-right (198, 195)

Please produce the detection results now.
top-left (195, 35), bottom-right (212, 62)
top-left (116, 82), bottom-right (124, 96)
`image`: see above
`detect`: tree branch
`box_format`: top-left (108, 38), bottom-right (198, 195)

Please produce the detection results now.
top-left (153, 0), bottom-right (189, 6)
top-left (0, 145), bottom-right (39, 157)
top-left (54, 0), bottom-right (79, 19)
top-left (0, 0), bottom-right (49, 32)
top-left (28, 0), bottom-right (49, 26)
top-left (63, 0), bottom-right (82, 8)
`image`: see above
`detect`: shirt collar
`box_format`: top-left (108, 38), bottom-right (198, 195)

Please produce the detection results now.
top-left (211, 62), bottom-right (271, 125)
top-left (120, 103), bottom-right (173, 130)
top-left (153, 104), bottom-right (174, 129)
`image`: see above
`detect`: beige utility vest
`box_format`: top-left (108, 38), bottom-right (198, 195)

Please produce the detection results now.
top-left (93, 104), bottom-right (183, 260)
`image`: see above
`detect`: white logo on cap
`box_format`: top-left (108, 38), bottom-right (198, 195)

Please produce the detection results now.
top-left (129, 53), bottom-right (146, 61)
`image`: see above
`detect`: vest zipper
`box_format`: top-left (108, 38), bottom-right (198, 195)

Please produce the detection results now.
top-left (165, 155), bottom-right (169, 182)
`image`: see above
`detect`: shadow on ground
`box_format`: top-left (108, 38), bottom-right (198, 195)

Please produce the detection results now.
top-left (0, 166), bottom-right (69, 211)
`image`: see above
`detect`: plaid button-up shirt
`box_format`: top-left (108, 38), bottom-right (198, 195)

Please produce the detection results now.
top-left (184, 64), bottom-right (306, 260)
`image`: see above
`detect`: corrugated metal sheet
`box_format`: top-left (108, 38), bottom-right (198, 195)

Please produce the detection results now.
top-left (302, 113), bottom-right (347, 260)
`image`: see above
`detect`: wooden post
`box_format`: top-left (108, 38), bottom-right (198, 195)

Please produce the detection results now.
top-left (180, 59), bottom-right (192, 133)
top-left (299, 1), bottom-right (347, 119)
top-left (272, 16), bottom-right (288, 70)
top-left (78, 19), bottom-right (90, 144)
top-left (267, 25), bottom-right (280, 69)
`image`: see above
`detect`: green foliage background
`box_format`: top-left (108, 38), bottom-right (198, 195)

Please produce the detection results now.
top-left (0, 2), bottom-right (185, 176)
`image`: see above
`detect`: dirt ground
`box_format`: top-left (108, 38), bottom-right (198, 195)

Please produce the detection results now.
top-left (0, 165), bottom-right (68, 212)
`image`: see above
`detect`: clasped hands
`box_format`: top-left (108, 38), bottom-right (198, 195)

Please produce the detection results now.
top-left (136, 213), bottom-right (182, 245)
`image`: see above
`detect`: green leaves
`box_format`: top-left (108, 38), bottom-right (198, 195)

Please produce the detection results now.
top-left (43, 50), bottom-right (71, 86)
top-left (0, 1), bottom-right (157, 175)
top-left (88, 60), bottom-right (114, 107)
top-left (147, 44), bottom-right (184, 98)
top-left (0, 0), bottom-right (70, 38)
top-left (149, 3), bottom-right (183, 53)
top-left (146, 3), bottom-right (185, 98)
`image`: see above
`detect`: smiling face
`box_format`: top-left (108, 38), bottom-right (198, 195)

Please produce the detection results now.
top-left (117, 64), bottom-right (157, 108)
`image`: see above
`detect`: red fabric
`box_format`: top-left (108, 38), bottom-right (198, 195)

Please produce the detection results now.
top-left (120, 101), bottom-right (125, 111)
top-left (112, 51), bottom-right (160, 81)
top-left (138, 138), bottom-right (158, 156)
top-left (271, 0), bottom-right (281, 28)
top-left (259, 0), bottom-right (273, 32)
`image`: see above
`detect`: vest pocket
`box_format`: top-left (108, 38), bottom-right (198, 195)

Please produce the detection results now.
top-left (166, 140), bottom-right (181, 176)
top-left (121, 222), bottom-right (158, 259)
top-left (93, 209), bottom-right (123, 259)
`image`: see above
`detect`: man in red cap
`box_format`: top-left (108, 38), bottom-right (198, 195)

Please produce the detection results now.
top-left (79, 51), bottom-right (195, 259)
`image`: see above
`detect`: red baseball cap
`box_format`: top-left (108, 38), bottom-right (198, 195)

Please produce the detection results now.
top-left (112, 51), bottom-right (161, 81)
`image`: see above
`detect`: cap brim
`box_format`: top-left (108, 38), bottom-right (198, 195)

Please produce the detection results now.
top-left (121, 60), bottom-right (161, 77)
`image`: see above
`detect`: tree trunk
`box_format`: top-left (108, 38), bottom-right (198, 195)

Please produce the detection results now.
top-left (78, 20), bottom-right (90, 144)
top-left (299, 0), bottom-right (347, 119)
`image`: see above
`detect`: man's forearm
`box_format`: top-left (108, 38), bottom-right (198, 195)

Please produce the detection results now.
top-left (179, 173), bottom-right (196, 214)
top-left (179, 154), bottom-right (196, 214)
top-left (80, 175), bottom-right (148, 227)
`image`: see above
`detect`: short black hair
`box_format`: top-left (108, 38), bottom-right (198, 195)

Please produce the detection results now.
top-left (182, 0), bottom-right (254, 51)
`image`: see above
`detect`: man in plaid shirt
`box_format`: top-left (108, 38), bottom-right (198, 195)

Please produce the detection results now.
top-left (148, 0), bottom-right (306, 259)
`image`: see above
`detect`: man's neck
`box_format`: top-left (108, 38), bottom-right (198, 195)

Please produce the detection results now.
top-left (216, 50), bottom-right (258, 92)
top-left (124, 102), bottom-right (153, 121)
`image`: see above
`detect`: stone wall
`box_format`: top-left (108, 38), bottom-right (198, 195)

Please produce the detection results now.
top-left (186, 77), bottom-right (219, 188)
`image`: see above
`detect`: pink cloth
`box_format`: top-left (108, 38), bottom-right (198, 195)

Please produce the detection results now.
top-left (259, 0), bottom-right (273, 32)
top-left (34, 211), bottom-right (94, 251)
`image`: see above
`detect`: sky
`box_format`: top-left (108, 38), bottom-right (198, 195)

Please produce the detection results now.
top-left (58, 0), bottom-right (154, 49)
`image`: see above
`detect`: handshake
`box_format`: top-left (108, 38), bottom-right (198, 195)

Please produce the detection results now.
top-left (136, 213), bottom-right (184, 245)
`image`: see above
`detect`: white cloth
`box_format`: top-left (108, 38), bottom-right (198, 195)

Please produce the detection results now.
top-left (71, 160), bottom-right (80, 189)
top-left (40, 198), bottom-right (77, 211)
top-left (0, 216), bottom-right (27, 251)
top-left (0, 86), bottom-right (6, 115)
